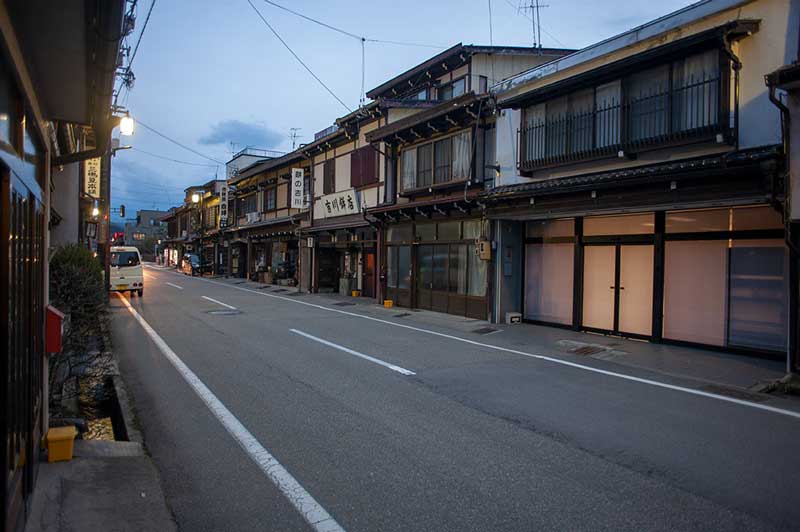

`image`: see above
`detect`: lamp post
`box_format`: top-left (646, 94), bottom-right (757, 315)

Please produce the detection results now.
top-left (192, 192), bottom-right (203, 275)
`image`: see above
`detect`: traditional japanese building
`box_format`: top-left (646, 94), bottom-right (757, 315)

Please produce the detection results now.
top-left (363, 44), bottom-right (573, 318)
top-left (223, 152), bottom-right (310, 285)
top-left (488, 0), bottom-right (796, 360)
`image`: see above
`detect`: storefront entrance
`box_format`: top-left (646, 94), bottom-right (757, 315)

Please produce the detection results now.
top-left (582, 244), bottom-right (654, 337)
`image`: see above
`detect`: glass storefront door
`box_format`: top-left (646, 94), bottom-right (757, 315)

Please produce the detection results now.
top-left (582, 245), bottom-right (616, 331)
top-left (582, 244), bottom-right (653, 336)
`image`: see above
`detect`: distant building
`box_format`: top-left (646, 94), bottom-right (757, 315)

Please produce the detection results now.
top-left (123, 209), bottom-right (169, 259)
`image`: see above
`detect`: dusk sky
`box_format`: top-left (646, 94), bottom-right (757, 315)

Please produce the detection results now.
top-left (110, 0), bottom-right (696, 223)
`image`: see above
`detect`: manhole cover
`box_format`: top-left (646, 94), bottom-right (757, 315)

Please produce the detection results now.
top-left (334, 302), bottom-right (355, 306)
top-left (233, 281), bottom-right (246, 285)
top-left (393, 313), bottom-right (412, 318)
top-left (257, 285), bottom-right (272, 290)
top-left (472, 327), bottom-right (499, 335)
top-left (286, 292), bottom-right (305, 297)
top-left (700, 384), bottom-right (767, 402)
top-left (572, 345), bottom-right (605, 356)
top-left (272, 288), bottom-right (288, 293)
top-left (207, 309), bottom-right (241, 316)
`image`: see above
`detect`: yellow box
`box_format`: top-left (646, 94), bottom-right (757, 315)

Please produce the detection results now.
top-left (46, 426), bottom-right (77, 463)
top-left (383, 300), bottom-right (394, 308)
top-left (351, 290), bottom-right (361, 297)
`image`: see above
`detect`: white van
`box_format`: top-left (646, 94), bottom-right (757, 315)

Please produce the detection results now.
top-left (110, 246), bottom-right (144, 297)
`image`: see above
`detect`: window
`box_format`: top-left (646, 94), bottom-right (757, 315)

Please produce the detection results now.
top-left (401, 148), bottom-right (417, 191)
top-left (265, 188), bottom-right (277, 211)
top-left (438, 78), bottom-right (466, 101)
top-left (350, 146), bottom-right (378, 187)
top-left (416, 143), bottom-right (433, 188)
top-left (434, 138), bottom-right (451, 183)
top-left (520, 49), bottom-right (725, 170)
top-left (323, 159), bottom-right (335, 194)
top-left (239, 194), bottom-right (257, 214)
top-left (413, 88), bottom-right (428, 101)
top-left (111, 252), bottom-right (140, 267)
top-left (403, 131), bottom-right (472, 191)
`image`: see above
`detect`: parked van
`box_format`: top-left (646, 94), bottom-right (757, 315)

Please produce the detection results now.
top-left (110, 246), bottom-right (144, 297)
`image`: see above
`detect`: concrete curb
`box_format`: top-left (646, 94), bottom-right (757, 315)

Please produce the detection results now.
top-left (111, 374), bottom-right (143, 444)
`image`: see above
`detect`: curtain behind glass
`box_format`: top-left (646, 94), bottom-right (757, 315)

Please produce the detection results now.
top-left (672, 50), bottom-right (719, 132)
top-left (595, 80), bottom-right (621, 148)
top-left (627, 65), bottom-right (669, 142)
top-left (467, 244), bottom-right (487, 296)
top-left (401, 148), bottom-right (417, 190)
top-left (452, 131), bottom-right (472, 180)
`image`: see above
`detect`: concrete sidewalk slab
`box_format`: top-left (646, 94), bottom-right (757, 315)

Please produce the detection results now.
top-left (210, 274), bottom-right (789, 394)
top-left (25, 441), bottom-right (176, 532)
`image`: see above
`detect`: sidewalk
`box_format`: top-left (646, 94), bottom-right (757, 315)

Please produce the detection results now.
top-left (24, 440), bottom-right (176, 532)
top-left (205, 272), bottom-right (790, 396)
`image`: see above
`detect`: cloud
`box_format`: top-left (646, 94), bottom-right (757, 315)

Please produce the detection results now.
top-left (199, 120), bottom-right (283, 148)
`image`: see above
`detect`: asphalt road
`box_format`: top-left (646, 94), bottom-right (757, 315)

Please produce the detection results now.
top-left (109, 265), bottom-right (800, 532)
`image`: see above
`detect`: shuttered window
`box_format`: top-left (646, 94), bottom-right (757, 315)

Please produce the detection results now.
top-left (350, 145), bottom-right (378, 188)
top-left (323, 159), bottom-right (335, 194)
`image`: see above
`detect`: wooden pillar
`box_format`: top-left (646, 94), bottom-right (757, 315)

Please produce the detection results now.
top-left (246, 236), bottom-right (253, 280)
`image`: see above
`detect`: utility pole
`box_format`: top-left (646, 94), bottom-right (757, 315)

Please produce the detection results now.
top-left (290, 128), bottom-right (302, 150)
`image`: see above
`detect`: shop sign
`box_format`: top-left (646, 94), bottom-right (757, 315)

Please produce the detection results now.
top-left (322, 189), bottom-right (360, 218)
top-left (291, 168), bottom-right (305, 209)
top-left (84, 157), bottom-right (101, 198)
top-left (219, 183), bottom-right (229, 227)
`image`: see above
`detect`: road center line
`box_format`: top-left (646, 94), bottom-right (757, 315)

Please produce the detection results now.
top-left (116, 294), bottom-right (346, 532)
top-left (201, 295), bottom-right (237, 310)
top-left (165, 282), bottom-right (183, 290)
top-left (290, 329), bottom-right (416, 376)
top-left (144, 267), bottom-right (800, 421)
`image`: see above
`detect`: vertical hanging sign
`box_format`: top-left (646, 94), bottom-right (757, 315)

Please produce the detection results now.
top-left (219, 182), bottom-right (229, 227)
top-left (291, 168), bottom-right (305, 209)
top-left (84, 157), bottom-right (101, 198)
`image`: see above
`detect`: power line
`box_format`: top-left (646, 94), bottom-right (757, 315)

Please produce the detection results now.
top-left (136, 120), bottom-right (225, 165)
top-left (246, 0), bottom-right (352, 113)
top-left (131, 147), bottom-right (220, 167)
top-left (261, 0), bottom-right (444, 49)
top-left (129, 0), bottom-right (157, 71)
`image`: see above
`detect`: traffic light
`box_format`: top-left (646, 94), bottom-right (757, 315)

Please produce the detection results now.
top-left (119, 204), bottom-right (125, 218)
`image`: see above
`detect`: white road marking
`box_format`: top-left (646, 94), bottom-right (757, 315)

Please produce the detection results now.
top-left (201, 295), bottom-right (237, 310)
top-left (290, 329), bottom-right (416, 376)
top-left (116, 294), bottom-right (346, 532)
top-left (165, 282), bottom-right (183, 290)
top-left (147, 268), bottom-right (800, 421)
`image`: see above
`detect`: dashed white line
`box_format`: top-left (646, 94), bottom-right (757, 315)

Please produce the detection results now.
top-left (201, 295), bottom-right (237, 310)
top-left (290, 329), bottom-right (416, 376)
top-left (165, 282), bottom-right (184, 290)
top-left (116, 294), bottom-right (346, 532)
top-left (146, 268), bottom-right (800, 421)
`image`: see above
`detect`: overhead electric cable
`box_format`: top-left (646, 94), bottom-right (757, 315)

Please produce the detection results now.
top-left (137, 120), bottom-right (225, 165)
top-left (131, 148), bottom-right (220, 167)
top-left (246, 0), bottom-right (353, 113)
top-left (129, 0), bottom-right (157, 70)
top-left (261, 0), bottom-right (444, 48)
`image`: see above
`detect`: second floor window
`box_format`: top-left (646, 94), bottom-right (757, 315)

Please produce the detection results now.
top-left (265, 187), bottom-right (277, 211)
top-left (439, 78), bottom-right (466, 101)
top-left (239, 194), bottom-right (257, 215)
top-left (520, 49), bottom-right (724, 170)
top-left (402, 130), bottom-right (471, 191)
top-left (323, 159), bottom-right (335, 194)
top-left (350, 146), bottom-right (378, 188)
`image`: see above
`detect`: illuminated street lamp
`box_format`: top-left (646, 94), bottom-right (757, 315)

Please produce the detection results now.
top-left (119, 114), bottom-right (135, 136)
top-left (91, 205), bottom-right (100, 217)
top-left (191, 192), bottom-right (200, 204)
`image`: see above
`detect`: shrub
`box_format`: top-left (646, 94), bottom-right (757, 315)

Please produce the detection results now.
top-left (49, 244), bottom-right (106, 354)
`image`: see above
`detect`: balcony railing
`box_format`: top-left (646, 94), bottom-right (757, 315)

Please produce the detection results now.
top-left (518, 75), bottom-right (727, 172)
